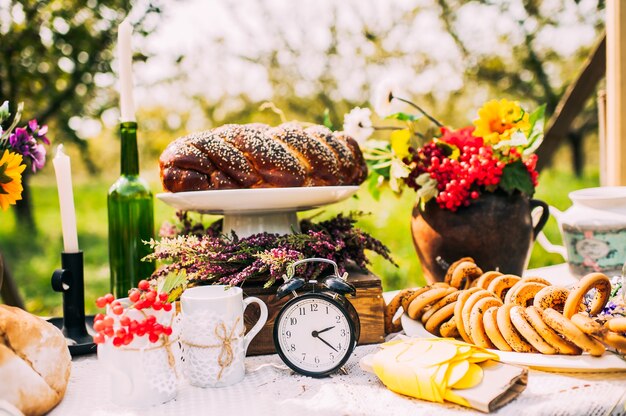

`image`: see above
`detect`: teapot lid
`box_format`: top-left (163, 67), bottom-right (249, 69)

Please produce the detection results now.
top-left (570, 186), bottom-right (626, 208)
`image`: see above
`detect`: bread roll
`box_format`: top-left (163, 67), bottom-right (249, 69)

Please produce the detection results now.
top-left (159, 123), bottom-right (368, 192)
top-left (0, 305), bottom-right (71, 416)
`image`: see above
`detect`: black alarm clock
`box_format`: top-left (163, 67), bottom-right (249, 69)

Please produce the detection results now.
top-left (273, 258), bottom-right (360, 378)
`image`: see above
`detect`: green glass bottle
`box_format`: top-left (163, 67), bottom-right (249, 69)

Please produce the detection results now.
top-left (107, 121), bottom-right (155, 297)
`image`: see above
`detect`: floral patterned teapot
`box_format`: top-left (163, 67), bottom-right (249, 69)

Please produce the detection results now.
top-left (537, 187), bottom-right (626, 277)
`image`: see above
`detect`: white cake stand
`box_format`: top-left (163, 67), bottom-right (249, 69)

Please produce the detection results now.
top-left (157, 186), bottom-right (360, 237)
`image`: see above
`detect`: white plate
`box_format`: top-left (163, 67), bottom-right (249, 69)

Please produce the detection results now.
top-left (156, 186), bottom-right (360, 214)
top-left (401, 313), bottom-right (626, 372)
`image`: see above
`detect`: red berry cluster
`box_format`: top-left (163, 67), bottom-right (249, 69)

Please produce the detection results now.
top-left (92, 279), bottom-right (173, 347)
top-left (404, 126), bottom-right (542, 211)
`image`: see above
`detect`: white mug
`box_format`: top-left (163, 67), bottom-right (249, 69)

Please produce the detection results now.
top-left (180, 285), bottom-right (268, 387)
top-left (97, 303), bottom-right (179, 407)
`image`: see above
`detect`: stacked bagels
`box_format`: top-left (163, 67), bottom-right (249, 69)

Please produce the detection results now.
top-left (386, 258), bottom-right (626, 356)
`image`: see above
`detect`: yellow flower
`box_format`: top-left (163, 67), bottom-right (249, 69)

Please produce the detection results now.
top-left (472, 99), bottom-right (530, 145)
top-left (0, 150), bottom-right (26, 211)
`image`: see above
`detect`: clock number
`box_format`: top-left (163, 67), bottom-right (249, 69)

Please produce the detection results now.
top-left (290, 344), bottom-right (296, 352)
top-left (290, 317), bottom-right (297, 325)
top-left (314, 356), bottom-right (320, 364)
top-left (299, 307), bottom-right (306, 316)
top-left (285, 330), bottom-right (292, 338)
top-left (335, 315), bottom-right (341, 323)
top-left (325, 306), bottom-right (329, 314)
top-left (340, 329), bottom-right (346, 337)
top-left (338, 343), bottom-right (342, 350)
top-left (301, 353), bottom-right (306, 360)
top-left (329, 353), bottom-right (335, 361)
top-left (310, 304), bottom-right (318, 312)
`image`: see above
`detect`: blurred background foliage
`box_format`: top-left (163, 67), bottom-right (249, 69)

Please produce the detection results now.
top-left (0, 0), bottom-right (606, 315)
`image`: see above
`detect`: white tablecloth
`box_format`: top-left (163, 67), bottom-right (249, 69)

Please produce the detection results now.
top-left (50, 265), bottom-right (626, 416)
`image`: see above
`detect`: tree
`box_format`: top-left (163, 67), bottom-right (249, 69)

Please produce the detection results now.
top-left (436, 0), bottom-right (605, 174)
top-left (0, 0), bottom-right (164, 230)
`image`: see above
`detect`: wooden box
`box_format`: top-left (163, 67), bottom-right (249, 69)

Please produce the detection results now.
top-left (242, 269), bottom-right (385, 356)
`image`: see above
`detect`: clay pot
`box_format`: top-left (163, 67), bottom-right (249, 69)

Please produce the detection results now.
top-left (411, 193), bottom-right (550, 283)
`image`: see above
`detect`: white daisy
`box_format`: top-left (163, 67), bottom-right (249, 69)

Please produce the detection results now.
top-left (372, 78), bottom-right (406, 117)
top-left (493, 129), bottom-right (529, 149)
top-left (343, 107), bottom-right (374, 144)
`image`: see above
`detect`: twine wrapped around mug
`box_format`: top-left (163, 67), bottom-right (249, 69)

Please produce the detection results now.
top-left (121, 312), bottom-right (180, 378)
top-left (181, 316), bottom-right (245, 380)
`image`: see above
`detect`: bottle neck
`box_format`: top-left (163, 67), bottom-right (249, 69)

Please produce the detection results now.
top-left (120, 121), bottom-right (139, 176)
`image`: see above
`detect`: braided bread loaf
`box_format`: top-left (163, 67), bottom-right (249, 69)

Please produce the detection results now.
top-left (159, 123), bottom-right (368, 192)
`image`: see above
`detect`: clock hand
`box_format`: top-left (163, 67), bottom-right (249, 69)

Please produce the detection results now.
top-left (314, 334), bottom-right (339, 352)
top-left (316, 326), bottom-right (335, 335)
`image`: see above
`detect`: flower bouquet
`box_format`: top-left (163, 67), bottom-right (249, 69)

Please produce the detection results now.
top-left (343, 86), bottom-right (550, 281)
top-left (93, 274), bottom-right (184, 407)
top-left (0, 101), bottom-right (50, 211)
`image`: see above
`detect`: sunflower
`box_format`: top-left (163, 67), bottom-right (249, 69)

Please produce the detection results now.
top-left (0, 150), bottom-right (26, 211)
top-left (472, 99), bottom-right (530, 145)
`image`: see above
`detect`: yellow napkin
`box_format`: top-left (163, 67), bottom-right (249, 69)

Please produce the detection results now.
top-left (371, 338), bottom-right (499, 408)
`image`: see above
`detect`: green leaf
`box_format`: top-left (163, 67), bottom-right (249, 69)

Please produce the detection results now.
top-left (499, 160), bottom-right (535, 196)
top-left (156, 270), bottom-right (188, 302)
top-left (523, 104), bottom-right (546, 156)
top-left (415, 173), bottom-right (438, 204)
top-left (0, 102), bottom-right (23, 142)
top-left (367, 173), bottom-right (382, 200)
top-left (386, 112), bottom-right (420, 121)
top-left (434, 140), bottom-right (460, 160)
top-left (0, 101), bottom-right (9, 124)
top-left (323, 108), bottom-right (334, 131)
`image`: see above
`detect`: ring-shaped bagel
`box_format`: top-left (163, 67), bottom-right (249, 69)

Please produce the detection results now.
top-left (444, 257), bottom-right (475, 284)
top-left (461, 290), bottom-right (496, 341)
top-left (562, 273), bottom-right (611, 319)
top-left (482, 306), bottom-right (512, 351)
top-left (487, 275), bottom-right (521, 301)
top-left (505, 282), bottom-right (547, 306)
top-left (468, 297), bottom-right (503, 348)
top-left (533, 286), bottom-right (570, 313)
top-left (424, 302), bottom-right (457, 336)
top-left (509, 306), bottom-right (557, 354)
top-left (496, 304), bottom-right (536, 353)
top-left (525, 306), bottom-right (581, 355)
top-left (439, 317), bottom-right (460, 338)
top-left (454, 287), bottom-right (482, 343)
top-left (421, 289), bottom-right (459, 324)
top-left (541, 308), bottom-right (606, 356)
top-left (449, 261), bottom-right (483, 289)
top-left (407, 287), bottom-right (451, 320)
top-left (475, 271), bottom-right (503, 290)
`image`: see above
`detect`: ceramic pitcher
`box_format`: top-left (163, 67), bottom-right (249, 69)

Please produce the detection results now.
top-left (537, 186), bottom-right (626, 277)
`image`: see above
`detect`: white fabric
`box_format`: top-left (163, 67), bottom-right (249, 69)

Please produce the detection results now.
top-left (49, 342), bottom-right (626, 416)
top-left (50, 268), bottom-right (626, 415)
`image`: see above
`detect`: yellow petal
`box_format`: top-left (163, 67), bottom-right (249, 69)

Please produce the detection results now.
top-left (444, 389), bottom-right (472, 407)
top-left (451, 363), bottom-right (483, 389)
top-left (446, 360), bottom-right (470, 387)
top-left (390, 129), bottom-right (411, 159)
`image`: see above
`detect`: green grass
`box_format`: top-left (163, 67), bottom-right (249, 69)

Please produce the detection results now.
top-left (0, 167), bottom-right (599, 316)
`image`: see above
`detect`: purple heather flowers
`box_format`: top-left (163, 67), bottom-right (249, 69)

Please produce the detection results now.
top-left (0, 100), bottom-right (51, 173)
top-left (145, 212), bottom-right (396, 288)
top-left (8, 121), bottom-right (49, 172)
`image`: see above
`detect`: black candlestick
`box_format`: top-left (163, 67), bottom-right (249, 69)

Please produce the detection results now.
top-left (50, 251), bottom-right (96, 356)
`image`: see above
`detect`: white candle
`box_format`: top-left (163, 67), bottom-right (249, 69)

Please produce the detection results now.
top-left (53, 145), bottom-right (80, 253)
top-left (118, 18), bottom-right (136, 122)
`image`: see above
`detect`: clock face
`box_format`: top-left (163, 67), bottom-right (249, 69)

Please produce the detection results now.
top-left (275, 295), bottom-right (354, 376)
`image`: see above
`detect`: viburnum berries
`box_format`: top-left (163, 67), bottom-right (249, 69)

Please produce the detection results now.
top-left (92, 283), bottom-right (174, 347)
top-left (404, 126), bottom-right (539, 211)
